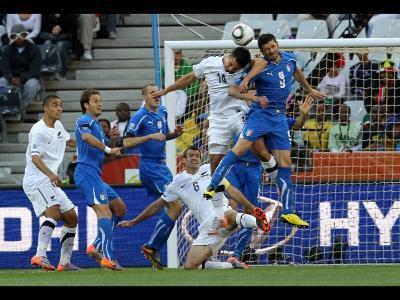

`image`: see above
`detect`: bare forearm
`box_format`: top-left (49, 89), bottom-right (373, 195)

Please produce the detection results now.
top-left (166, 131), bottom-right (178, 140)
top-left (132, 198), bottom-right (168, 225)
top-left (66, 137), bottom-right (76, 148)
top-left (81, 133), bottom-right (108, 151)
top-left (294, 68), bottom-right (313, 92)
top-left (226, 185), bottom-right (255, 212)
top-left (32, 155), bottom-right (56, 178)
top-left (228, 85), bottom-right (257, 102)
top-left (292, 113), bottom-right (309, 130)
top-left (245, 58), bottom-right (267, 82)
top-left (165, 72), bottom-right (197, 94)
top-left (123, 135), bottom-right (152, 149)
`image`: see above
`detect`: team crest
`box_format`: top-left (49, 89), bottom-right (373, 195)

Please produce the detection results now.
top-left (286, 64), bottom-right (291, 72)
top-left (246, 129), bottom-right (253, 136)
top-left (157, 121), bottom-right (162, 129)
top-left (100, 193), bottom-right (106, 201)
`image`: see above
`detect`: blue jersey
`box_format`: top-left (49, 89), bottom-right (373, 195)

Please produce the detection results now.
top-left (75, 114), bottom-right (109, 175)
top-left (126, 105), bottom-right (170, 159)
top-left (249, 51), bottom-right (297, 112)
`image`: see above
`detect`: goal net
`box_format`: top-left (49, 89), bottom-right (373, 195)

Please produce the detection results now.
top-left (164, 39), bottom-right (400, 267)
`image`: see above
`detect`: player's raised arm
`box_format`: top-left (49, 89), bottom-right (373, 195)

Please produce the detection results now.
top-left (228, 85), bottom-right (268, 108)
top-left (294, 66), bottom-right (326, 100)
top-left (238, 58), bottom-right (268, 93)
top-left (80, 132), bottom-right (121, 155)
top-left (292, 95), bottom-right (314, 130)
top-left (118, 198), bottom-right (168, 227)
top-left (154, 71), bottom-right (198, 97)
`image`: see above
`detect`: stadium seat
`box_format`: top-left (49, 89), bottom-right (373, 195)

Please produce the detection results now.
top-left (260, 20), bottom-right (292, 39)
top-left (369, 18), bottom-right (400, 62)
top-left (221, 21), bottom-right (241, 40)
top-left (276, 14), bottom-right (299, 32)
top-left (239, 14), bottom-right (273, 23)
top-left (332, 19), bottom-right (356, 39)
top-left (344, 100), bottom-right (366, 124)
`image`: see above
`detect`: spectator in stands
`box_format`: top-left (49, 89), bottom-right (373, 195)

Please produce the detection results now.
top-left (349, 52), bottom-right (380, 113)
top-left (385, 114), bottom-right (400, 151)
top-left (64, 153), bottom-right (78, 185)
top-left (317, 54), bottom-right (347, 119)
top-left (328, 104), bottom-right (362, 152)
top-left (4, 14), bottom-right (41, 44)
top-left (98, 118), bottom-right (111, 139)
top-left (38, 14), bottom-right (82, 77)
top-left (303, 100), bottom-right (333, 151)
top-left (106, 14), bottom-right (117, 39)
top-left (297, 14), bottom-right (339, 37)
top-left (161, 49), bottom-right (200, 117)
top-left (110, 102), bottom-right (130, 138)
top-left (362, 105), bottom-right (387, 151)
top-left (78, 14), bottom-right (98, 61)
top-left (0, 24), bottom-right (42, 110)
top-left (375, 60), bottom-right (400, 116)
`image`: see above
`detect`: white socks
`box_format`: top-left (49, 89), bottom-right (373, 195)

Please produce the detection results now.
top-left (201, 261), bottom-right (233, 269)
top-left (212, 191), bottom-right (225, 220)
top-left (59, 226), bottom-right (76, 265)
top-left (235, 213), bottom-right (257, 229)
top-left (36, 218), bottom-right (57, 257)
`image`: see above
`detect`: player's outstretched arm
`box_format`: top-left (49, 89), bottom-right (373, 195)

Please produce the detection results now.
top-left (66, 137), bottom-right (76, 148)
top-left (228, 85), bottom-right (268, 108)
top-left (81, 133), bottom-right (121, 155)
top-left (293, 66), bottom-right (326, 100)
top-left (292, 95), bottom-right (314, 130)
top-left (123, 133), bottom-right (166, 149)
top-left (225, 182), bottom-right (255, 212)
top-left (166, 124), bottom-right (184, 141)
top-left (153, 72), bottom-right (198, 97)
top-left (238, 58), bottom-right (268, 93)
top-left (118, 198), bottom-right (168, 227)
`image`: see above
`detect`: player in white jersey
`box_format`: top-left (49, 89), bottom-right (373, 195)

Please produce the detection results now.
top-left (118, 145), bottom-right (270, 270)
top-left (23, 95), bottom-right (79, 272)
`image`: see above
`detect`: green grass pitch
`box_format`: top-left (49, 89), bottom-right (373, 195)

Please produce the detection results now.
top-left (0, 265), bottom-right (399, 286)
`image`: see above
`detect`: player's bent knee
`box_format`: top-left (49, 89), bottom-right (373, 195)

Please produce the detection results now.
top-left (109, 198), bottom-right (127, 217)
top-left (183, 262), bottom-right (198, 270)
top-left (166, 201), bottom-right (183, 219)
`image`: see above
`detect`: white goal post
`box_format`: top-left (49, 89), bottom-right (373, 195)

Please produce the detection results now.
top-left (164, 38), bottom-right (400, 268)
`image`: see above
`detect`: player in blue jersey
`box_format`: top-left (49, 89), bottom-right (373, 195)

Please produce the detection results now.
top-left (74, 89), bottom-right (126, 271)
top-left (122, 83), bottom-right (183, 269)
top-left (204, 33), bottom-right (326, 228)
top-left (226, 95), bottom-right (314, 268)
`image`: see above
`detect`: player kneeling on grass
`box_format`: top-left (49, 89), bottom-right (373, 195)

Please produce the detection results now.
top-left (118, 145), bottom-right (270, 270)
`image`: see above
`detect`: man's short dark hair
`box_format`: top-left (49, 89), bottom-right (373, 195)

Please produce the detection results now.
top-left (43, 95), bottom-right (61, 107)
top-left (142, 83), bottom-right (157, 96)
top-left (231, 47), bottom-right (251, 68)
top-left (258, 33), bottom-right (277, 49)
top-left (80, 89), bottom-right (100, 113)
top-left (98, 118), bottom-right (111, 128)
top-left (183, 145), bottom-right (201, 158)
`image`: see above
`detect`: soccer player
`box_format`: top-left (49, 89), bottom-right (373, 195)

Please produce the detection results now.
top-left (74, 89), bottom-right (125, 271)
top-left (204, 33), bottom-right (326, 228)
top-left (23, 95), bottom-right (79, 271)
top-left (226, 95), bottom-right (315, 267)
top-left (122, 83), bottom-right (184, 268)
top-left (118, 145), bottom-right (269, 270)
top-left (153, 47), bottom-right (277, 176)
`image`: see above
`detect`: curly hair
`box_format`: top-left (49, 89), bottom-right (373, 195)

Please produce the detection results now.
top-left (80, 89), bottom-right (100, 113)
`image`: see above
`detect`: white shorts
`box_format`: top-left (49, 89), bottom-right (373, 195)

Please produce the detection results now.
top-left (24, 186), bottom-right (75, 217)
top-left (207, 113), bottom-right (245, 155)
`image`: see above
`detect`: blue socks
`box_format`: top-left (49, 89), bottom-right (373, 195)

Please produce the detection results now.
top-left (233, 228), bottom-right (253, 259)
top-left (147, 210), bottom-right (175, 251)
top-left (92, 214), bottom-right (121, 251)
top-left (276, 167), bottom-right (294, 214)
top-left (97, 218), bottom-right (114, 260)
top-left (209, 151), bottom-right (239, 189)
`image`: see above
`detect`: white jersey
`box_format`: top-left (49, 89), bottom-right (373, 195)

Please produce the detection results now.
top-left (193, 56), bottom-right (248, 119)
top-left (23, 119), bottom-right (70, 190)
top-left (161, 164), bottom-right (229, 231)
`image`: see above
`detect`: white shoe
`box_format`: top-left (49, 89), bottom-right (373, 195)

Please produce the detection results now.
top-left (108, 31), bottom-right (117, 39)
top-left (83, 50), bottom-right (93, 61)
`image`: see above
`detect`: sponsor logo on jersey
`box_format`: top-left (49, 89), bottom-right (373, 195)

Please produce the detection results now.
top-left (100, 193), bottom-right (106, 201)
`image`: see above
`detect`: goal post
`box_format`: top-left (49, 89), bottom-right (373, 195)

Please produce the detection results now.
top-left (164, 38), bottom-right (400, 268)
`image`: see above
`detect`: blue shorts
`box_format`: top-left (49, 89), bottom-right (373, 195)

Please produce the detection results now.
top-left (226, 161), bottom-right (262, 206)
top-left (240, 109), bottom-right (291, 150)
top-left (139, 158), bottom-right (173, 199)
top-left (74, 164), bottom-right (120, 207)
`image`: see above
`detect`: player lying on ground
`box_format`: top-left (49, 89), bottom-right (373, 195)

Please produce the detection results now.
top-left (118, 145), bottom-right (270, 270)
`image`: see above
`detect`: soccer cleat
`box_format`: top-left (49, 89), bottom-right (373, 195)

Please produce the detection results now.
top-left (203, 186), bottom-right (216, 200)
top-left (253, 207), bottom-right (271, 232)
top-left (100, 258), bottom-right (122, 271)
top-left (141, 244), bottom-right (163, 270)
top-left (226, 256), bottom-right (250, 269)
top-left (31, 256), bottom-right (55, 271)
top-left (281, 213), bottom-right (309, 228)
top-left (86, 244), bottom-right (104, 264)
top-left (57, 263), bottom-right (81, 272)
